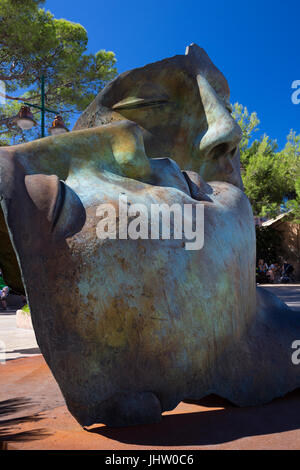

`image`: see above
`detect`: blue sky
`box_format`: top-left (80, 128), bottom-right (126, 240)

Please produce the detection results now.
top-left (45, 0), bottom-right (300, 149)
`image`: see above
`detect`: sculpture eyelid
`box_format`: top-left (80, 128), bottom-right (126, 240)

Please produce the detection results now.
top-left (112, 98), bottom-right (169, 110)
top-left (225, 102), bottom-right (233, 114)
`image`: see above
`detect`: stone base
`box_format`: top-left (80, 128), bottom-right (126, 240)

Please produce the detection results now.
top-left (16, 309), bottom-right (33, 330)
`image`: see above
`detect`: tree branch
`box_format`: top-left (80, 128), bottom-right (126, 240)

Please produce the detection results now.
top-left (0, 116), bottom-right (16, 127)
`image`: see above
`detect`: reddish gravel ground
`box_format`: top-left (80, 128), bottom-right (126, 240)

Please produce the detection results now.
top-left (1, 355), bottom-right (300, 450)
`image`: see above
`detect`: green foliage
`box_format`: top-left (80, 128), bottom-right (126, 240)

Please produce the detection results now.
top-left (22, 303), bottom-right (30, 315)
top-left (232, 102), bottom-right (260, 166)
top-left (0, 0), bottom-right (117, 143)
top-left (233, 104), bottom-right (300, 221)
top-left (242, 135), bottom-right (281, 216)
top-left (285, 174), bottom-right (300, 223)
top-left (277, 130), bottom-right (300, 194)
top-left (255, 225), bottom-right (283, 265)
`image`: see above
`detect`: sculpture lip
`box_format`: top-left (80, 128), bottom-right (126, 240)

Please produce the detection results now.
top-left (182, 170), bottom-right (213, 202)
top-left (51, 180), bottom-right (65, 232)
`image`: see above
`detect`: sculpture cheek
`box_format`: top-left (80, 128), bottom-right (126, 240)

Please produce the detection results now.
top-left (109, 120), bottom-right (151, 180)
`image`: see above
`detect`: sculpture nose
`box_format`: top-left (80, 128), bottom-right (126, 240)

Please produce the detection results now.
top-left (196, 75), bottom-right (243, 188)
top-left (197, 74), bottom-right (242, 160)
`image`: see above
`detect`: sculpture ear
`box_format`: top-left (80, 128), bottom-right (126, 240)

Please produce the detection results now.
top-left (24, 174), bottom-right (86, 240)
top-left (52, 181), bottom-right (86, 240)
top-left (24, 174), bottom-right (61, 224)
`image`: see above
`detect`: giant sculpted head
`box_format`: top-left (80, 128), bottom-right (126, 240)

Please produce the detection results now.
top-left (0, 44), bottom-right (299, 427)
top-left (74, 44), bottom-right (243, 188)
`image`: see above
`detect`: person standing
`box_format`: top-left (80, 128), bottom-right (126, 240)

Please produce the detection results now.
top-left (0, 285), bottom-right (9, 310)
top-left (258, 259), bottom-right (268, 273)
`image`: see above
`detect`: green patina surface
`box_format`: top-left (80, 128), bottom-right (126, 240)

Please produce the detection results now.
top-left (0, 44), bottom-right (298, 427)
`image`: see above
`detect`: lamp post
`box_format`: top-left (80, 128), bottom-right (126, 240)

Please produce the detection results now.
top-left (16, 75), bottom-right (68, 137)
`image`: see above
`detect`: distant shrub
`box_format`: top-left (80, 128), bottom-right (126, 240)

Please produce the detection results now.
top-left (21, 304), bottom-right (30, 315)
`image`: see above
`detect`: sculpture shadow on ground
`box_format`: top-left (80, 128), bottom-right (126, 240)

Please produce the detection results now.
top-left (87, 391), bottom-right (300, 447)
top-left (6, 347), bottom-right (41, 359)
top-left (0, 397), bottom-right (51, 448)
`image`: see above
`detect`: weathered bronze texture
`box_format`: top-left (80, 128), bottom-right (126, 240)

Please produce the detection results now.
top-left (0, 44), bottom-right (299, 427)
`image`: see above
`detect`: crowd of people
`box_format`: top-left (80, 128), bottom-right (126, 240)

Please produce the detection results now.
top-left (257, 259), bottom-right (295, 284)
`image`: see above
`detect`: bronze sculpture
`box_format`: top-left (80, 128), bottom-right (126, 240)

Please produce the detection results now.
top-left (0, 44), bottom-right (299, 427)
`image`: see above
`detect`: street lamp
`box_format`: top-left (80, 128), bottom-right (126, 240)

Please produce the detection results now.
top-left (16, 75), bottom-right (69, 137)
top-left (16, 106), bottom-right (37, 130)
top-left (48, 115), bottom-right (69, 136)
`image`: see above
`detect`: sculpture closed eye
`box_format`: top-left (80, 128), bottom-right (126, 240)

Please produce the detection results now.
top-left (75, 43), bottom-right (242, 188)
top-left (112, 97), bottom-right (169, 110)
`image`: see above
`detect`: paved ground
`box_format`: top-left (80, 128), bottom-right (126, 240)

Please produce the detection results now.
top-left (260, 284), bottom-right (300, 312)
top-left (1, 285), bottom-right (300, 450)
top-left (0, 309), bottom-right (39, 361)
top-left (2, 356), bottom-right (300, 450)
